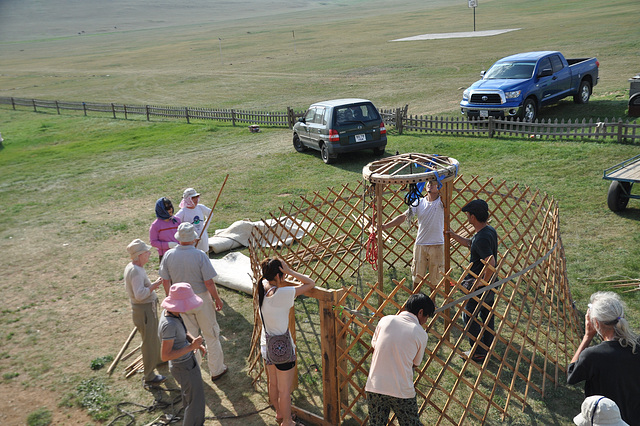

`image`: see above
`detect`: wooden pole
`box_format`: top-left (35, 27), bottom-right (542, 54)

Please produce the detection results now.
top-left (442, 178), bottom-right (453, 340)
top-left (197, 173), bottom-right (230, 243)
top-left (375, 183), bottom-right (384, 306)
top-left (125, 354), bottom-right (144, 372)
top-left (317, 287), bottom-right (345, 426)
top-left (107, 327), bottom-right (137, 375)
top-left (121, 343), bottom-right (141, 362)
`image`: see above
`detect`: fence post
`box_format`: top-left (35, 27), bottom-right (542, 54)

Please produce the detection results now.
top-left (32, 99), bottom-right (37, 113)
top-left (124, 104), bottom-right (128, 120)
top-left (396, 108), bottom-right (403, 135)
top-left (56, 101), bottom-right (60, 115)
top-left (146, 105), bottom-right (150, 121)
top-left (287, 107), bottom-right (294, 129)
top-left (317, 288), bottom-right (345, 426)
top-left (488, 116), bottom-right (495, 137)
top-left (185, 107), bottom-right (190, 124)
top-left (82, 102), bottom-right (87, 116)
top-left (11, 97), bottom-right (15, 110)
top-left (231, 109), bottom-right (236, 126)
top-left (617, 119), bottom-right (623, 143)
top-left (111, 103), bottom-right (116, 119)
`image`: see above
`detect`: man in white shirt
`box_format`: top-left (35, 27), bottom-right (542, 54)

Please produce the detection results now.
top-left (378, 180), bottom-right (445, 290)
top-left (365, 293), bottom-right (435, 426)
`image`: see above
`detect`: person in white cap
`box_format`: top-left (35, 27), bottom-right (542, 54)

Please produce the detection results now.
top-left (567, 291), bottom-right (640, 424)
top-left (175, 188), bottom-right (211, 253)
top-left (124, 239), bottom-right (165, 386)
top-left (159, 222), bottom-right (228, 383)
top-left (158, 283), bottom-right (207, 426)
top-left (574, 395), bottom-right (629, 426)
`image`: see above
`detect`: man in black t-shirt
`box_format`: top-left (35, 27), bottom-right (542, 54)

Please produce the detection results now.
top-left (447, 199), bottom-right (498, 362)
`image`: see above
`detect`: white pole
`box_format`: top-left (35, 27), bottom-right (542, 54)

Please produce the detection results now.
top-left (218, 38), bottom-right (223, 65)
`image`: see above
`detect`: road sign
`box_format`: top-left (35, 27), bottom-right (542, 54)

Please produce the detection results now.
top-left (469, 0), bottom-right (477, 8)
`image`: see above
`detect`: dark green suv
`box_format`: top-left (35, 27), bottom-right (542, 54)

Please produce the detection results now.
top-left (292, 98), bottom-right (387, 164)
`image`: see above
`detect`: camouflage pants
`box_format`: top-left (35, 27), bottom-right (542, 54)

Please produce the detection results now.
top-left (366, 391), bottom-right (421, 426)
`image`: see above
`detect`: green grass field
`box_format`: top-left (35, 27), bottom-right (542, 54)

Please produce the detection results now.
top-left (1, 0), bottom-right (638, 114)
top-left (1, 0), bottom-right (640, 424)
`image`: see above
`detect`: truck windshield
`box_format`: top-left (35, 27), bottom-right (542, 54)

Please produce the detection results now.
top-left (484, 61), bottom-right (535, 79)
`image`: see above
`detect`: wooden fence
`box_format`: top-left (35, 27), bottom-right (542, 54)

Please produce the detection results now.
top-left (0, 96), bottom-right (304, 128)
top-left (399, 114), bottom-right (640, 143)
top-left (2, 95), bottom-right (638, 142)
top-left (247, 174), bottom-right (581, 425)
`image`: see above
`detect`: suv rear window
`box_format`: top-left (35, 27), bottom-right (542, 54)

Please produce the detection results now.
top-left (334, 104), bottom-right (380, 126)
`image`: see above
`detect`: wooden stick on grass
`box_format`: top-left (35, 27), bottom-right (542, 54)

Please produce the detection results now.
top-left (107, 327), bottom-right (137, 375)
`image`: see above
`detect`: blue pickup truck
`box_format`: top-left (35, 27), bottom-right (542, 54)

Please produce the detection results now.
top-left (460, 51), bottom-right (599, 122)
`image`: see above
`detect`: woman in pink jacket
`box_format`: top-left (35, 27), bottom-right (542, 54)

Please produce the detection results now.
top-left (149, 197), bottom-right (181, 263)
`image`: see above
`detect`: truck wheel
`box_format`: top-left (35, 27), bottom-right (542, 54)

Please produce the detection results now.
top-left (293, 134), bottom-right (307, 152)
top-left (373, 146), bottom-right (385, 156)
top-left (573, 80), bottom-right (591, 104)
top-left (521, 98), bottom-right (537, 122)
top-left (320, 143), bottom-right (334, 164)
top-left (607, 181), bottom-right (631, 212)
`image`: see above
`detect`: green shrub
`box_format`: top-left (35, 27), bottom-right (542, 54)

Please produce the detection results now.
top-left (90, 355), bottom-right (114, 370)
top-left (26, 407), bottom-right (52, 426)
top-left (70, 377), bottom-right (116, 421)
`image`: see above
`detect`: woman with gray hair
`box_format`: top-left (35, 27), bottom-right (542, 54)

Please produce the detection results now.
top-left (125, 239), bottom-right (165, 386)
top-left (567, 291), bottom-right (640, 424)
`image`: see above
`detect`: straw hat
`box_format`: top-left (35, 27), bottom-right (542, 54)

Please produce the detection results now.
top-left (174, 222), bottom-right (198, 243)
top-left (127, 239), bottom-right (152, 259)
top-left (573, 395), bottom-right (628, 426)
top-left (161, 283), bottom-right (203, 313)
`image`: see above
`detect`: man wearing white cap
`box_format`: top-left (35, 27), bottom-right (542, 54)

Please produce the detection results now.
top-left (175, 188), bottom-right (211, 253)
top-left (159, 222), bottom-right (228, 382)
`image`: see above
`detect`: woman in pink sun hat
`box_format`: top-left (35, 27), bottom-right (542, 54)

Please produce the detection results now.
top-left (158, 283), bottom-right (206, 425)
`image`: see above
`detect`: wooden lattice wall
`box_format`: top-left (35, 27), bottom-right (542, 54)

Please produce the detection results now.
top-left (248, 175), bottom-right (582, 425)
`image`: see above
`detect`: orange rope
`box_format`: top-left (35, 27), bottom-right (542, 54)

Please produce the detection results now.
top-left (366, 231), bottom-right (378, 270)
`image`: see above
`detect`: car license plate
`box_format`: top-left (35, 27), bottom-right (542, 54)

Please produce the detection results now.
top-left (479, 110), bottom-right (489, 118)
top-left (355, 134), bottom-right (366, 142)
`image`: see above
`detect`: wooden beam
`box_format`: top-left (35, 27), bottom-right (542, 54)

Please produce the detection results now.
top-left (107, 327), bottom-right (137, 375)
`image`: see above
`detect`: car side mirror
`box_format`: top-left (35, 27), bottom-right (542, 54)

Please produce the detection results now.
top-left (298, 117), bottom-right (306, 123)
top-left (480, 70), bottom-right (485, 78)
top-left (538, 68), bottom-right (553, 78)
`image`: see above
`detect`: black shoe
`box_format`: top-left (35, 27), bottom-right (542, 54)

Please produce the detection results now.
top-left (144, 374), bottom-right (167, 386)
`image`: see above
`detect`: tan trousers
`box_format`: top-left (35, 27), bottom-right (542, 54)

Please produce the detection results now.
top-left (181, 291), bottom-right (227, 377)
top-left (131, 301), bottom-right (161, 381)
top-left (411, 244), bottom-right (445, 290)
